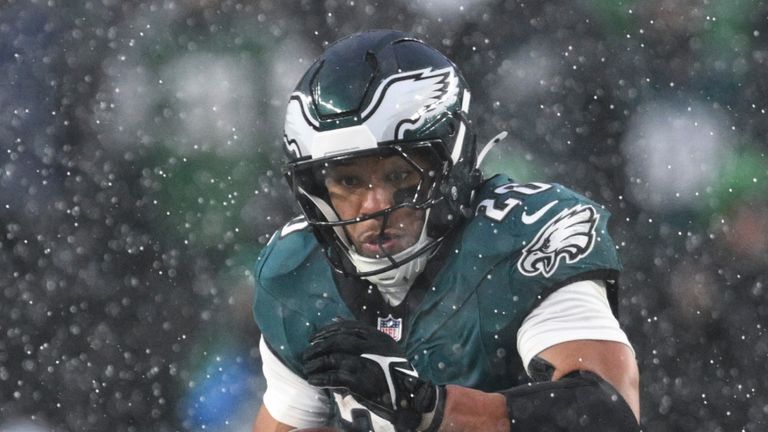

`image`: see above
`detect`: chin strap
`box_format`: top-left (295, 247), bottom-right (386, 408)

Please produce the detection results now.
top-left (476, 131), bottom-right (508, 169)
top-left (467, 131), bottom-right (507, 209)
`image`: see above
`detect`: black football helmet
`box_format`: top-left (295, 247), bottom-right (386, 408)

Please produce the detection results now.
top-left (283, 30), bottom-right (479, 283)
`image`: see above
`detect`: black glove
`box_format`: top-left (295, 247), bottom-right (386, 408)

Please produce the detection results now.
top-left (302, 320), bottom-right (445, 432)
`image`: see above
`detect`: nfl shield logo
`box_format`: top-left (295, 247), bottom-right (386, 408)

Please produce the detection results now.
top-left (377, 314), bottom-right (403, 341)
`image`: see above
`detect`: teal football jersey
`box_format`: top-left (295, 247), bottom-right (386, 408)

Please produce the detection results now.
top-left (252, 175), bottom-right (622, 392)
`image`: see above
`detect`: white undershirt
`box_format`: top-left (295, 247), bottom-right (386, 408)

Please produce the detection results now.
top-left (516, 279), bottom-right (633, 372)
top-left (259, 279), bottom-right (633, 428)
top-left (259, 338), bottom-right (332, 428)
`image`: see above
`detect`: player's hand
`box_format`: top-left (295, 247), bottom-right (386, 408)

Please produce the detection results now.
top-left (302, 320), bottom-right (444, 431)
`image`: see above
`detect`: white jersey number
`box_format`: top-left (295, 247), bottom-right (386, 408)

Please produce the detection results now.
top-left (476, 182), bottom-right (552, 222)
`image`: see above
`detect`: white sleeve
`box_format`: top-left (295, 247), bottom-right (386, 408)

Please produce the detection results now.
top-left (516, 279), bottom-right (634, 374)
top-left (259, 336), bottom-right (332, 428)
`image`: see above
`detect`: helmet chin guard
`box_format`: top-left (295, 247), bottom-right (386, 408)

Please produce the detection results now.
top-left (282, 30), bottom-right (479, 279)
top-left (348, 209), bottom-right (433, 287)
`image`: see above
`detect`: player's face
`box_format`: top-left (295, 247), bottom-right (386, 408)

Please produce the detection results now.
top-left (324, 153), bottom-right (433, 258)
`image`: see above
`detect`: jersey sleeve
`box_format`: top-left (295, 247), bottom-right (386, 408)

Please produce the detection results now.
top-left (463, 177), bottom-right (626, 387)
top-left (252, 218), bottom-right (319, 376)
top-left (474, 177), bottom-right (623, 312)
top-left (514, 194), bottom-right (620, 286)
top-left (519, 191), bottom-right (621, 316)
top-left (252, 216), bottom-right (352, 377)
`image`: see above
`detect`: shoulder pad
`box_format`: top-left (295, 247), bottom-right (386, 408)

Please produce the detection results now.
top-left (252, 216), bottom-right (345, 375)
top-left (467, 175), bottom-right (621, 281)
top-left (254, 216), bottom-right (316, 283)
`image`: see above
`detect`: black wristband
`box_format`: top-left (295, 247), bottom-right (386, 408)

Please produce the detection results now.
top-left (418, 385), bottom-right (446, 432)
top-left (503, 371), bottom-right (639, 431)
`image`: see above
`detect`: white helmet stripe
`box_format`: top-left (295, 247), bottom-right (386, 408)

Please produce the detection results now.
top-left (311, 125), bottom-right (377, 159)
top-left (450, 89), bottom-right (471, 164)
top-left (284, 93), bottom-right (318, 158)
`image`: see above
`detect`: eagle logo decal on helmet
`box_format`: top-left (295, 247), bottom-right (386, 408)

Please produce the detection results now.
top-left (283, 67), bottom-right (460, 161)
top-left (360, 67), bottom-right (459, 141)
top-left (517, 205), bottom-right (599, 277)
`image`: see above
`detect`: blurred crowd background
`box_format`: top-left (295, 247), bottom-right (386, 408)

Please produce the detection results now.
top-left (1, 0), bottom-right (766, 431)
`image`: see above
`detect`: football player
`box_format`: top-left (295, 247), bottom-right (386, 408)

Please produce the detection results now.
top-left (252, 30), bottom-right (639, 431)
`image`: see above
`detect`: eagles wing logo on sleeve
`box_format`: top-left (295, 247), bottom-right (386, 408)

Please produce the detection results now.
top-left (517, 205), bottom-right (599, 278)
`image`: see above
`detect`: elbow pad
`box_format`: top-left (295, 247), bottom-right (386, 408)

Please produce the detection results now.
top-left (502, 371), bottom-right (639, 431)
